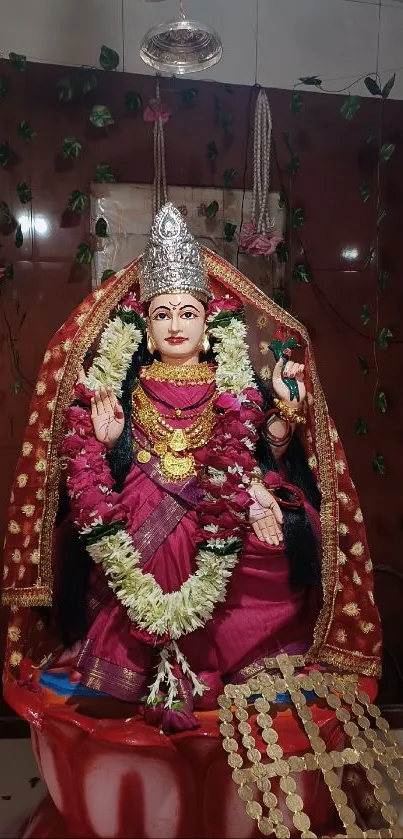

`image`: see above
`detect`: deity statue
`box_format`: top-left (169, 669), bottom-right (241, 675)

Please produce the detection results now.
top-left (3, 204), bottom-right (395, 839)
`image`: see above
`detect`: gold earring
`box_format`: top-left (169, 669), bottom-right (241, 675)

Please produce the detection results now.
top-left (147, 333), bottom-right (156, 354)
top-left (201, 332), bottom-right (210, 354)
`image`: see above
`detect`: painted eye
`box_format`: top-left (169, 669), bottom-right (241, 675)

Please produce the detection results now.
top-left (182, 311), bottom-right (197, 319)
top-left (154, 312), bottom-right (169, 320)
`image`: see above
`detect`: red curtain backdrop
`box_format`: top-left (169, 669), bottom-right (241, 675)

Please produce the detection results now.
top-left (0, 60), bottom-right (402, 704)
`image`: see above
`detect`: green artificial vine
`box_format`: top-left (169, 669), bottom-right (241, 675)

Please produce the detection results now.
top-left (288, 70), bottom-right (398, 477)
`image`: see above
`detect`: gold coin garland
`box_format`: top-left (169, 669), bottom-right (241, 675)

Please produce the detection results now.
top-left (217, 654), bottom-right (403, 838)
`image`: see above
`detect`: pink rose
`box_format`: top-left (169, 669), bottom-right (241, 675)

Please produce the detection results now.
top-left (119, 294), bottom-right (145, 317)
top-left (215, 392), bottom-right (242, 412)
top-left (207, 295), bottom-right (243, 319)
top-left (239, 222), bottom-right (255, 249)
top-left (143, 99), bottom-right (172, 124)
top-left (239, 223), bottom-right (283, 257)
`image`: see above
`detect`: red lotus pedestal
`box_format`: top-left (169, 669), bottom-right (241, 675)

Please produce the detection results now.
top-left (4, 669), bottom-right (377, 839)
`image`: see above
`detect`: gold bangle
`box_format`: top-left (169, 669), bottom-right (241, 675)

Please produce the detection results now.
top-left (273, 397), bottom-right (306, 426)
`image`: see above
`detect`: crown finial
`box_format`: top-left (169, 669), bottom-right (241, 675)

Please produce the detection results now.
top-left (139, 203), bottom-right (210, 303)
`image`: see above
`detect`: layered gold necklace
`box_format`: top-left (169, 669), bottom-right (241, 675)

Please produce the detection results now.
top-left (132, 384), bottom-right (216, 481)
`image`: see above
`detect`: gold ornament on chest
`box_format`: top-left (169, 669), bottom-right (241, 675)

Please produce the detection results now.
top-left (131, 384), bottom-right (216, 482)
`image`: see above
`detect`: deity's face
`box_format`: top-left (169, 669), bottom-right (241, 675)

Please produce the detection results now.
top-left (147, 293), bottom-right (206, 365)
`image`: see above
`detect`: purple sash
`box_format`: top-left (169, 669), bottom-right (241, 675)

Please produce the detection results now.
top-left (130, 428), bottom-right (204, 564)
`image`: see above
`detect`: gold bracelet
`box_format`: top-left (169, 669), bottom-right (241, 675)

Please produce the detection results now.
top-left (273, 397), bottom-right (306, 426)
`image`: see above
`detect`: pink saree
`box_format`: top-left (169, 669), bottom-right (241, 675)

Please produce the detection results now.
top-left (72, 372), bottom-right (321, 709)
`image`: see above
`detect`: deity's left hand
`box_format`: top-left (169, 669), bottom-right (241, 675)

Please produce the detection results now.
top-left (272, 358), bottom-right (306, 405)
top-left (249, 483), bottom-right (284, 546)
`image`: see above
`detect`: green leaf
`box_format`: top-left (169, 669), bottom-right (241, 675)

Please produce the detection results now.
top-left (0, 76), bottom-right (7, 100)
top-left (358, 356), bottom-right (369, 375)
top-left (18, 120), bottom-right (37, 143)
top-left (0, 201), bottom-right (12, 224)
top-left (78, 69), bottom-right (98, 95)
top-left (0, 142), bottom-right (12, 167)
top-left (273, 290), bottom-right (288, 308)
top-left (16, 182), bottom-right (32, 203)
top-left (221, 113), bottom-right (233, 132)
top-left (358, 182), bottom-right (370, 203)
top-left (292, 263), bottom-right (310, 283)
top-left (364, 76), bottom-right (381, 96)
top-left (62, 136), bottom-right (83, 160)
top-left (206, 141), bottom-right (218, 163)
top-left (223, 222), bottom-right (237, 243)
top-left (95, 217), bottom-right (108, 237)
top-left (372, 453), bottom-right (386, 476)
top-left (356, 418), bottom-right (369, 436)
top-left (290, 153), bottom-right (300, 176)
top-left (380, 143), bottom-right (395, 163)
top-left (15, 224), bottom-right (23, 248)
top-left (74, 243), bottom-right (94, 265)
top-left (376, 207), bottom-right (386, 226)
top-left (101, 269), bottom-right (115, 283)
top-left (278, 192), bottom-right (289, 211)
top-left (4, 263), bottom-right (14, 282)
top-left (377, 391), bottom-right (387, 414)
top-left (124, 90), bottom-right (143, 113)
top-left (299, 76), bottom-right (322, 87)
top-left (68, 190), bottom-right (89, 214)
top-left (340, 95), bottom-right (361, 121)
top-left (206, 200), bottom-right (219, 219)
top-left (378, 269), bottom-right (388, 292)
top-left (291, 207), bottom-right (305, 228)
top-left (290, 91), bottom-right (304, 113)
top-left (282, 131), bottom-right (293, 153)
top-left (99, 45), bottom-right (120, 71)
top-left (93, 163), bottom-right (116, 184)
top-left (276, 242), bottom-right (289, 264)
top-left (9, 52), bottom-right (27, 71)
top-left (364, 247), bottom-right (375, 268)
top-left (378, 327), bottom-right (393, 350)
top-left (382, 73), bottom-right (396, 100)
top-left (223, 168), bottom-right (236, 189)
top-left (56, 77), bottom-right (74, 102)
top-left (360, 304), bottom-right (371, 326)
top-left (90, 104), bottom-right (114, 128)
top-left (181, 87), bottom-right (198, 105)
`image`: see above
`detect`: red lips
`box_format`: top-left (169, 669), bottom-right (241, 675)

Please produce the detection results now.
top-left (165, 337), bottom-right (188, 344)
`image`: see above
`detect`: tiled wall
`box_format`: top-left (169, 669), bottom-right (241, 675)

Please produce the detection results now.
top-left (0, 57), bottom-right (402, 702)
top-left (1, 1), bottom-right (403, 96)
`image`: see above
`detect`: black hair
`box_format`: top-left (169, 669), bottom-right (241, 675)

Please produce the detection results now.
top-left (254, 376), bottom-right (321, 591)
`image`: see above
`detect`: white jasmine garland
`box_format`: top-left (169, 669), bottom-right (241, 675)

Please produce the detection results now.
top-left (84, 316), bottom-right (143, 397)
top-left (86, 529), bottom-right (240, 642)
top-left (209, 320), bottom-right (255, 395)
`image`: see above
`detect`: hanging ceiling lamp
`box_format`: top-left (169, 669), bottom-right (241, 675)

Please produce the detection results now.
top-left (140, 0), bottom-right (223, 75)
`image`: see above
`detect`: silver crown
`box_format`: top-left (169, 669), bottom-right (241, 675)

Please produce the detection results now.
top-left (139, 203), bottom-right (210, 303)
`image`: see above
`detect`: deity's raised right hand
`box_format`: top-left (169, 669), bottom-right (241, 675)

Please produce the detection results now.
top-left (91, 387), bottom-right (125, 449)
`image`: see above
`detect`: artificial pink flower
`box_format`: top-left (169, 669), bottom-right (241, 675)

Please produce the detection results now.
top-left (177, 204), bottom-right (188, 218)
top-left (119, 293), bottom-right (145, 317)
top-left (239, 222), bottom-right (283, 257)
top-left (207, 295), bottom-right (242, 319)
top-left (143, 99), bottom-right (172, 124)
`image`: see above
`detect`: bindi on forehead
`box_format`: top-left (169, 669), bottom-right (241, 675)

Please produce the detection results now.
top-left (168, 299), bottom-right (182, 309)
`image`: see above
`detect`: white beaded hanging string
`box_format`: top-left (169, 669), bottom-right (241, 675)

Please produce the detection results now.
top-left (251, 88), bottom-right (273, 235)
top-left (152, 76), bottom-right (168, 218)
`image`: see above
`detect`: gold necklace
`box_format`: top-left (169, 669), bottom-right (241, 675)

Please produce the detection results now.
top-left (132, 385), bottom-right (216, 481)
top-left (140, 360), bottom-right (215, 385)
